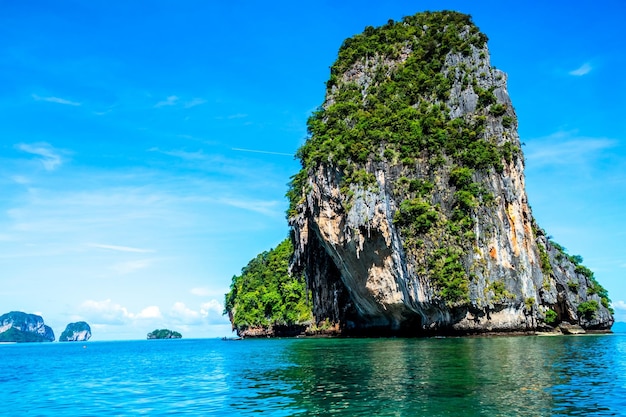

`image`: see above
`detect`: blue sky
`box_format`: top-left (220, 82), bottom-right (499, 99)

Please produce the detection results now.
top-left (1, 1), bottom-right (624, 340)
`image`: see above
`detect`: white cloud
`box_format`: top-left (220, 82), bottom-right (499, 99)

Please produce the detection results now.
top-left (169, 302), bottom-right (204, 324)
top-left (569, 63), bottom-right (592, 76)
top-left (32, 94), bottom-right (81, 106)
top-left (80, 299), bottom-right (162, 325)
top-left (80, 299), bottom-right (132, 325)
top-left (89, 243), bottom-right (154, 253)
top-left (155, 95), bottom-right (179, 107)
top-left (168, 300), bottom-right (228, 325)
top-left (200, 299), bottom-right (224, 316)
top-left (15, 142), bottom-right (65, 171)
top-left (135, 306), bottom-right (162, 319)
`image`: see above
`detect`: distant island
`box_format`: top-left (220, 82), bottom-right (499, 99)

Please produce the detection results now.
top-left (0, 311), bottom-right (55, 342)
top-left (147, 329), bottom-right (182, 339)
top-left (59, 321), bottom-right (92, 342)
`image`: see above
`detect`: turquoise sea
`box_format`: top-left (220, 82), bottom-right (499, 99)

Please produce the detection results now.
top-left (2, 334), bottom-right (626, 416)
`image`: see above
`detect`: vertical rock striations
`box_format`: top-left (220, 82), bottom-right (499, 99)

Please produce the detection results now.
top-left (288, 11), bottom-right (613, 335)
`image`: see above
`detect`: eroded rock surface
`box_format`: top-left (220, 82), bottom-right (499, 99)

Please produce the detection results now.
top-left (288, 12), bottom-right (613, 335)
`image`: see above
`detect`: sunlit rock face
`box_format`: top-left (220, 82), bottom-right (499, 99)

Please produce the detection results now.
top-left (289, 11), bottom-right (613, 335)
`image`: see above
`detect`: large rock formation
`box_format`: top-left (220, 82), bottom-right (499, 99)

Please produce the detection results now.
top-left (288, 11), bottom-right (613, 335)
top-left (0, 311), bottom-right (55, 342)
top-left (59, 321), bottom-right (92, 342)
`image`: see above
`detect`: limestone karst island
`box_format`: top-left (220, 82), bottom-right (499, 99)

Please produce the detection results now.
top-left (0, 312), bottom-right (92, 343)
top-left (225, 11), bottom-right (614, 338)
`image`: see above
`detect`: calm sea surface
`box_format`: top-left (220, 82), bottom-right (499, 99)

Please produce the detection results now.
top-left (2, 334), bottom-right (626, 416)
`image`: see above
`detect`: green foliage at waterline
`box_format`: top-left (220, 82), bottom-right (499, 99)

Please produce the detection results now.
top-left (224, 239), bottom-right (312, 332)
top-left (0, 327), bottom-right (51, 343)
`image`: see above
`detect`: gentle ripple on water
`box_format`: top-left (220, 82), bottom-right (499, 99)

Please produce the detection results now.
top-left (1, 334), bottom-right (626, 416)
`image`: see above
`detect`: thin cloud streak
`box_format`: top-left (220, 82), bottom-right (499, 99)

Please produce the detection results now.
top-left (155, 95), bottom-right (179, 107)
top-left (111, 259), bottom-right (154, 274)
top-left (569, 63), bottom-right (592, 76)
top-left (15, 142), bottom-right (64, 171)
top-left (524, 132), bottom-right (616, 167)
top-left (219, 197), bottom-right (282, 217)
top-left (32, 94), bottom-right (81, 106)
top-left (89, 243), bottom-right (154, 253)
top-left (149, 147), bottom-right (208, 161)
top-left (232, 147), bottom-right (293, 156)
top-left (184, 98), bottom-right (207, 108)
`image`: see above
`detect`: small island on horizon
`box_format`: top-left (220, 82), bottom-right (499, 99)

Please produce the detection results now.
top-left (147, 329), bottom-right (182, 339)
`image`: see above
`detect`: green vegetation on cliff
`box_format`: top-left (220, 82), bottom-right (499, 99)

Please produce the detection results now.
top-left (0, 327), bottom-right (50, 343)
top-left (288, 11), bottom-right (519, 305)
top-left (224, 239), bottom-right (312, 332)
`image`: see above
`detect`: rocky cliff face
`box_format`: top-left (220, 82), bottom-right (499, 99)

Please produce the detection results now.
top-left (288, 11), bottom-right (613, 335)
top-left (0, 311), bottom-right (55, 342)
top-left (59, 321), bottom-right (92, 342)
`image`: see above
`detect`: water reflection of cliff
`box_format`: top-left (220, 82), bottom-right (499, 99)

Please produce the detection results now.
top-left (262, 336), bottom-right (626, 416)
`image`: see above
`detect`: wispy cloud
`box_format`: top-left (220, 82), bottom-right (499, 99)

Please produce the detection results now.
top-left (613, 300), bottom-right (626, 311)
top-left (569, 63), bottom-right (592, 76)
top-left (89, 243), bottom-right (154, 253)
top-left (149, 147), bottom-right (208, 161)
top-left (232, 147), bottom-right (293, 156)
top-left (524, 131), bottom-right (616, 167)
top-left (15, 142), bottom-right (65, 171)
top-left (170, 300), bottom-right (227, 325)
top-left (80, 299), bottom-right (162, 324)
top-left (191, 287), bottom-right (213, 296)
top-left (219, 197), bottom-right (282, 216)
top-left (155, 95), bottom-right (179, 107)
top-left (32, 94), bottom-right (81, 106)
top-left (184, 98), bottom-right (207, 108)
top-left (111, 259), bottom-right (154, 274)
top-left (200, 299), bottom-right (224, 316)
top-left (154, 96), bottom-right (207, 109)
top-left (215, 113), bottom-right (248, 120)
top-left (170, 301), bottom-right (205, 324)
top-left (80, 299), bottom-right (133, 325)
top-left (11, 175), bottom-right (30, 184)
